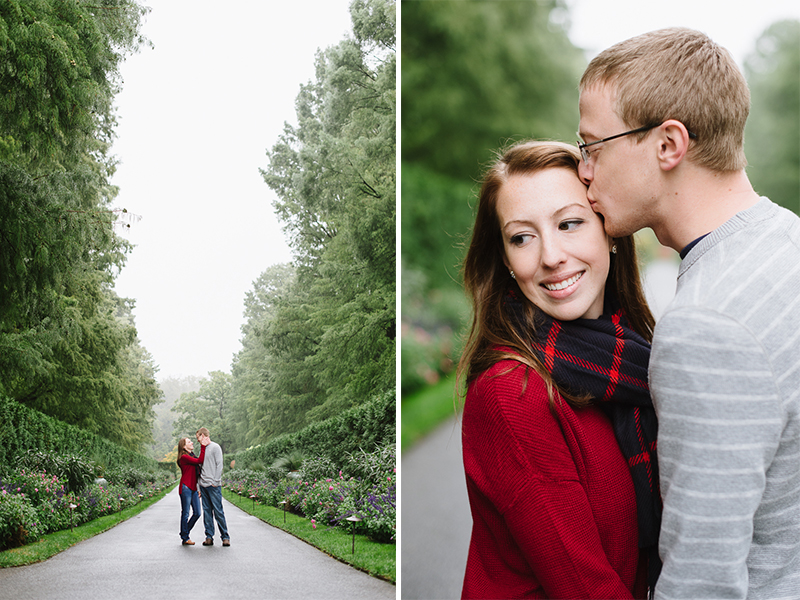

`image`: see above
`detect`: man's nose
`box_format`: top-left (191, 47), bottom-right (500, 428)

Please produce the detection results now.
top-left (578, 159), bottom-right (593, 186)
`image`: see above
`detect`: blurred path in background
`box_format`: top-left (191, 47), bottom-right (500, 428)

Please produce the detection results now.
top-left (402, 416), bottom-right (471, 600)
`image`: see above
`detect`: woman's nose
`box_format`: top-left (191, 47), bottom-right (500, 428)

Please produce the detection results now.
top-left (540, 235), bottom-right (566, 268)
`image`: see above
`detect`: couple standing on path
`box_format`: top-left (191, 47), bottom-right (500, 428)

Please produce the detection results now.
top-left (459, 27), bottom-right (800, 600)
top-left (176, 427), bottom-right (230, 547)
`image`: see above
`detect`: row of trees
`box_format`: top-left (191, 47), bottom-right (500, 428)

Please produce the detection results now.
top-left (171, 0), bottom-right (396, 454)
top-left (0, 0), bottom-right (161, 452)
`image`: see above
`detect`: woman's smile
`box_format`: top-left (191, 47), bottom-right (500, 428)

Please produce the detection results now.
top-left (541, 270), bottom-right (584, 293)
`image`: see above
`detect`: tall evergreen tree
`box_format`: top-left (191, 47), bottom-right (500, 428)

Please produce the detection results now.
top-left (0, 0), bottom-right (159, 451)
top-left (248, 0), bottom-right (396, 438)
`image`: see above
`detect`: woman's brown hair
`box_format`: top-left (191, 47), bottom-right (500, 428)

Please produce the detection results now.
top-left (177, 437), bottom-right (191, 465)
top-left (457, 141), bottom-right (654, 407)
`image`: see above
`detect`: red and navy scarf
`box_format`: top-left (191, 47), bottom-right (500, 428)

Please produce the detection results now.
top-left (506, 292), bottom-right (662, 587)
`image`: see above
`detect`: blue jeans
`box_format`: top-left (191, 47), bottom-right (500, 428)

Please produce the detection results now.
top-left (200, 485), bottom-right (229, 541)
top-left (179, 484), bottom-right (201, 541)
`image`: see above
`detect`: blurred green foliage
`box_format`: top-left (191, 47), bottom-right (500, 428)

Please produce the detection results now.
top-left (745, 19), bottom-right (800, 215)
top-left (401, 0), bottom-right (584, 182)
top-left (400, 0), bottom-right (585, 399)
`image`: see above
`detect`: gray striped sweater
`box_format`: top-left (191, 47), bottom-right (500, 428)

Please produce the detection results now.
top-left (651, 198), bottom-right (800, 600)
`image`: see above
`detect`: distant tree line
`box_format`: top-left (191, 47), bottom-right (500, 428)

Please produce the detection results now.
top-left (0, 0), bottom-right (161, 453)
top-left (171, 0), bottom-right (396, 453)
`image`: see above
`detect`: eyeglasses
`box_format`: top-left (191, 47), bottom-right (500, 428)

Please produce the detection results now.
top-left (576, 122), bottom-right (697, 164)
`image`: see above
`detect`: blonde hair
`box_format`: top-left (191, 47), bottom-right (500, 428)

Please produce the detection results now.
top-left (580, 27), bottom-right (749, 171)
top-left (458, 141), bottom-right (654, 407)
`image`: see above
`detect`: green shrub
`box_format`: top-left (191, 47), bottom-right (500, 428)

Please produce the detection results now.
top-left (229, 390), bottom-right (395, 471)
top-left (264, 465), bottom-right (284, 481)
top-left (271, 450), bottom-right (305, 474)
top-left (0, 395), bottom-right (159, 474)
top-left (104, 466), bottom-right (153, 488)
top-left (3, 469), bottom-right (66, 506)
top-left (16, 450), bottom-right (96, 493)
top-left (350, 476), bottom-right (396, 543)
top-left (299, 455), bottom-right (339, 482)
top-left (0, 493), bottom-right (43, 550)
top-left (344, 443), bottom-right (395, 482)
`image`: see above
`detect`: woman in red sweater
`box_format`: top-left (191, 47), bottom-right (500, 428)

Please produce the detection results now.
top-left (177, 436), bottom-right (207, 546)
top-left (458, 141), bottom-right (659, 599)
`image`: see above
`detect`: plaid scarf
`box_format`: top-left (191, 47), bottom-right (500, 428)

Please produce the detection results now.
top-left (506, 292), bottom-right (662, 588)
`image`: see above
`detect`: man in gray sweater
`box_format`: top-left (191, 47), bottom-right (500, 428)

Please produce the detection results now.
top-left (196, 427), bottom-right (230, 546)
top-left (577, 28), bottom-right (800, 599)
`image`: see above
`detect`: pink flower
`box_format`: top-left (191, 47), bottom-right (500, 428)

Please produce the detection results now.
top-left (329, 486), bottom-right (333, 491)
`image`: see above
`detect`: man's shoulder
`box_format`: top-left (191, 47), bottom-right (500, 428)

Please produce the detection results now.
top-left (675, 201), bottom-right (800, 314)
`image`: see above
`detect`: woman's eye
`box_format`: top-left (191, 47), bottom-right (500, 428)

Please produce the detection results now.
top-left (558, 219), bottom-right (583, 232)
top-left (509, 234), bottom-right (530, 246)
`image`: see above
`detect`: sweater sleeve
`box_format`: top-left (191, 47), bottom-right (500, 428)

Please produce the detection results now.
top-left (180, 444), bottom-right (206, 465)
top-left (650, 308), bottom-right (782, 600)
top-left (463, 364), bottom-right (636, 599)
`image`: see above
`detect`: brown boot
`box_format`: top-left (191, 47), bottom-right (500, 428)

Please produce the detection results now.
top-left (182, 539), bottom-right (195, 546)
top-left (202, 538), bottom-right (213, 546)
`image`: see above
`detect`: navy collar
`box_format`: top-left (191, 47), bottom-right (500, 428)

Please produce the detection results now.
top-left (680, 234), bottom-right (710, 259)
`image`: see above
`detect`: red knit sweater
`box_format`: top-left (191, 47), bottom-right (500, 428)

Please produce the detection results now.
top-left (461, 360), bottom-right (648, 600)
top-left (178, 444), bottom-right (205, 493)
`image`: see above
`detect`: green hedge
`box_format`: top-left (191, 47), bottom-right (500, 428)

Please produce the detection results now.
top-left (0, 395), bottom-right (158, 474)
top-left (229, 390), bottom-right (395, 470)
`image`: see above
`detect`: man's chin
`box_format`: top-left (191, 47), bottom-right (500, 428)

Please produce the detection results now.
top-left (603, 219), bottom-right (636, 239)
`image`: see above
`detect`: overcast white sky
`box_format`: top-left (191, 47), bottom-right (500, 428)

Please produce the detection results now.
top-left (111, 0), bottom-right (353, 380)
top-left (565, 0), bottom-right (800, 67)
top-left (112, 0), bottom-right (798, 382)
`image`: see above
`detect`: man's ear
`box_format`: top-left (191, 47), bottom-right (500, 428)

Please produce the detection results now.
top-left (656, 120), bottom-right (692, 172)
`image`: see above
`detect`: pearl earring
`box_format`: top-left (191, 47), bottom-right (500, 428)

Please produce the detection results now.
top-left (611, 245), bottom-right (617, 254)
top-left (510, 270), bottom-right (516, 280)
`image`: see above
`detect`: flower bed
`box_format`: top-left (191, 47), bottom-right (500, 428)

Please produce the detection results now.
top-left (223, 444), bottom-right (396, 543)
top-left (0, 467), bottom-right (174, 550)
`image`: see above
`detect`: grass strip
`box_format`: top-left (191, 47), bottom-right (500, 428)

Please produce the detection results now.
top-left (401, 373), bottom-right (459, 451)
top-left (0, 483), bottom-right (177, 568)
top-left (222, 488), bottom-right (395, 584)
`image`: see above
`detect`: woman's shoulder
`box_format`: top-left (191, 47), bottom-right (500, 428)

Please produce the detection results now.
top-left (467, 355), bottom-right (552, 416)
top-left (471, 348), bottom-right (547, 391)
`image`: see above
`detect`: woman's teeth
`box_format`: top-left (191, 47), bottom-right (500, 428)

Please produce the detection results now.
top-left (543, 272), bottom-right (583, 291)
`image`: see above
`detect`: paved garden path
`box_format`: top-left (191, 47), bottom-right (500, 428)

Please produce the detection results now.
top-left (401, 415), bottom-right (471, 599)
top-left (0, 491), bottom-right (395, 599)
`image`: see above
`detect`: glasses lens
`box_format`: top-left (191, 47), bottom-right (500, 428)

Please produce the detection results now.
top-left (578, 143), bottom-right (589, 164)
